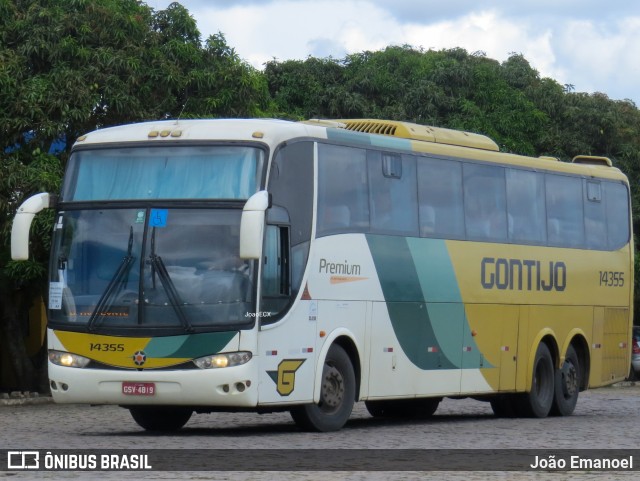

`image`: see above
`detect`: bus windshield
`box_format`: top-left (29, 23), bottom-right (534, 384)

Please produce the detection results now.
top-left (63, 145), bottom-right (264, 201)
top-left (49, 208), bottom-right (254, 332)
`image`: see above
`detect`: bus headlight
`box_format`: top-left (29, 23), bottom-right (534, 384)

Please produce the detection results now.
top-left (193, 352), bottom-right (252, 369)
top-left (49, 350), bottom-right (91, 368)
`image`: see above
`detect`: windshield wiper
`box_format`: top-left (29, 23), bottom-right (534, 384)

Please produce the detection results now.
top-left (88, 226), bottom-right (135, 331)
top-left (147, 227), bottom-right (194, 333)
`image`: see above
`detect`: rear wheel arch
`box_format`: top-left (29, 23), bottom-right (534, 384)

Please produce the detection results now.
top-left (526, 332), bottom-right (559, 390)
top-left (567, 334), bottom-right (590, 391)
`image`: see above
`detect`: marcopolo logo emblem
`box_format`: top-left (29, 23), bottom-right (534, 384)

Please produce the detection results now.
top-left (7, 451), bottom-right (40, 470)
top-left (132, 351), bottom-right (147, 366)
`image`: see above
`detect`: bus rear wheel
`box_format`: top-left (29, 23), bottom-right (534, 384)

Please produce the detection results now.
top-left (290, 344), bottom-right (355, 432)
top-left (551, 345), bottom-right (580, 416)
top-left (129, 406), bottom-right (192, 431)
top-left (517, 342), bottom-right (555, 418)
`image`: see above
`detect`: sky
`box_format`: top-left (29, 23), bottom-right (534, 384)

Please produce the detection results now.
top-left (147, 0), bottom-right (640, 106)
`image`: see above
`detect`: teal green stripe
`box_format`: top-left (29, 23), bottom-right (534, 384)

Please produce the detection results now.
top-left (366, 235), bottom-right (423, 302)
top-left (326, 129), bottom-right (373, 147)
top-left (325, 128), bottom-right (413, 151)
top-left (406, 238), bottom-right (461, 303)
top-left (367, 235), bottom-right (492, 370)
top-left (369, 135), bottom-right (412, 151)
top-left (145, 331), bottom-right (237, 358)
top-left (386, 302), bottom-right (456, 369)
top-left (366, 235), bottom-right (456, 369)
top-left (407, 237), bottom-right (491, 369)
top-left (424, 303), bottom-right (464, 367)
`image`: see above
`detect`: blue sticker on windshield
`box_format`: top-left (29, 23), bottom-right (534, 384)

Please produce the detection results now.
top-left (149, 209), bottom-right (168, 227)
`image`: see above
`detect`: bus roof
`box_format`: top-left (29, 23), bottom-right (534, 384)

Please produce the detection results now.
top-left (74, 118), bottom-right (627, 183)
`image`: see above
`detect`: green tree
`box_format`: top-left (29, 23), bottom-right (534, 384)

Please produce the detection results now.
top-left (0, 149), bottom-right (61, 392)
top-left (0, 0), bottom-right (270, 392)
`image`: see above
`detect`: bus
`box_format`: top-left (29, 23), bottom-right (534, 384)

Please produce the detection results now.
top-left (11, 118), bottom-right (633, 432)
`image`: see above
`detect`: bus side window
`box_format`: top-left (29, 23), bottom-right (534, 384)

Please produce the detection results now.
top-left (546, 174), bottom-right (584, 247)
top-left (368, 152), bottom-right (418, 236)
top-left (605, 182), bottom-right (631, 250)
top-left (584, 180), bottom-right (607, 250)
top-left (463, 163), bottom-right (507, 242)
top-left (317, 144), bottom-right (369, 236)
top-left (506, 169), bottom-right (546, 244)
top-left (417, 157), bottom-right (464, 238)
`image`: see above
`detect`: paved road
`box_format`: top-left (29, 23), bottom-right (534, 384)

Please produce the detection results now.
top-left (1, 384), bottom-right (639, 480)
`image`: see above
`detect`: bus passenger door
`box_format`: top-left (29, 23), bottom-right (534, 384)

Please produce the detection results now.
top-left (257, 225), bottom-right (317, 405)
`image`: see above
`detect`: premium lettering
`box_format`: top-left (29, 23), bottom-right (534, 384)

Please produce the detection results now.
top-left (319, 258), bottom-right (361, 276)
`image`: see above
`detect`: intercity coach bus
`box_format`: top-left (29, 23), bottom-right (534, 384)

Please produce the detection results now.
top-left (11, 118), bottom-right (633, 432)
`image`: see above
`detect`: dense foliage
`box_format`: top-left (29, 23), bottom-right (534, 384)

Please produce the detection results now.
top-left (1, 1), bottom-right (640, 391)
top-left (0, 0), bottom-right (268, 390)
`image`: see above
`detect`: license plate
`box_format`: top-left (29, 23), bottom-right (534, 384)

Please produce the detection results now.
top-left (122, 382), bottom-right (155, 396)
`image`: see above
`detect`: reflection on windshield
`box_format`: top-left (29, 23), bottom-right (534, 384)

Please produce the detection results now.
top-left (65, 146), bottom-right (263, 201)
top-left (49, 208), bottom-right (254, 332)
top-left (87, 226), bottom-right (136, 331)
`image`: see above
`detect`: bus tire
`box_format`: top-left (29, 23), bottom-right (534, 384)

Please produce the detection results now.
top-left (129, 406), bottom-right (192, 431)
top-left (365, 398), bottom-right (441, 418)
top-left (290, 344), bottom-right (355, 432)
top-left (550, 345), bottom-right (580, 416)
top-left (517, 342), bottom-right (555, 418)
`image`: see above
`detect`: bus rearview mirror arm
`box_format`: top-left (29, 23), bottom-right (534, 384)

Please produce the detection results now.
top-left (11, 192), bottom-right (56, 261)
top-left (240, 190), bottom-right (270, 260)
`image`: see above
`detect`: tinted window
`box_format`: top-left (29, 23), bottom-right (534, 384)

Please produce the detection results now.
top-left (66, 146), bottom-right (264, 201)
top-left (463, 163), bottom-right (507, 241)
top-left (269, 142), bottom-right (313, 247)
top-left (506, 169), bottom-right (546, 244)
top-left (417, 157), bottom-right (464, 238)
top-left (368, 152), bottom-right (418, 236)
top-left (605, 182), bottom-right (630, 250)
top-left (317, 144), bottom-right (369, 236)
top-left (546, 175), bottom-right (584, 247)
top-left (584, 180), bottom-right (607, 249)
top-left (267, 142), bottom-right (314, 321)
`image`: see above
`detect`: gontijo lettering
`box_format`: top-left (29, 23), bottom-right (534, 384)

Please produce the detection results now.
top-left (481, 257), bottom-right (566, 291)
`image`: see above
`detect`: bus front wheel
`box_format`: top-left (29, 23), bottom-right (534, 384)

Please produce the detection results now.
top-left (290, 344), bottom-right (356, 432)
top-left (129, 406), bottom-right (192, 431)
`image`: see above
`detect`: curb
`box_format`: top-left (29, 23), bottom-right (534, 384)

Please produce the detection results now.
top-left (0, 392), bottom-right (53, 406)
top-left (612, 380), bottom-right (638, 388)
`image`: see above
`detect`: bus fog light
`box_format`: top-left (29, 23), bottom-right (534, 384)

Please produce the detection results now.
top-left (49, 350), bottom-right (90, 368)
top-left (193, 351), bottom-right (252, 369)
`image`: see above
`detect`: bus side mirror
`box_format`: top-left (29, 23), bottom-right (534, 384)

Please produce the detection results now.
top-left (11, 193), bottom-right (54, 260)
top-left (240, 191), bottom-right (270, 260)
